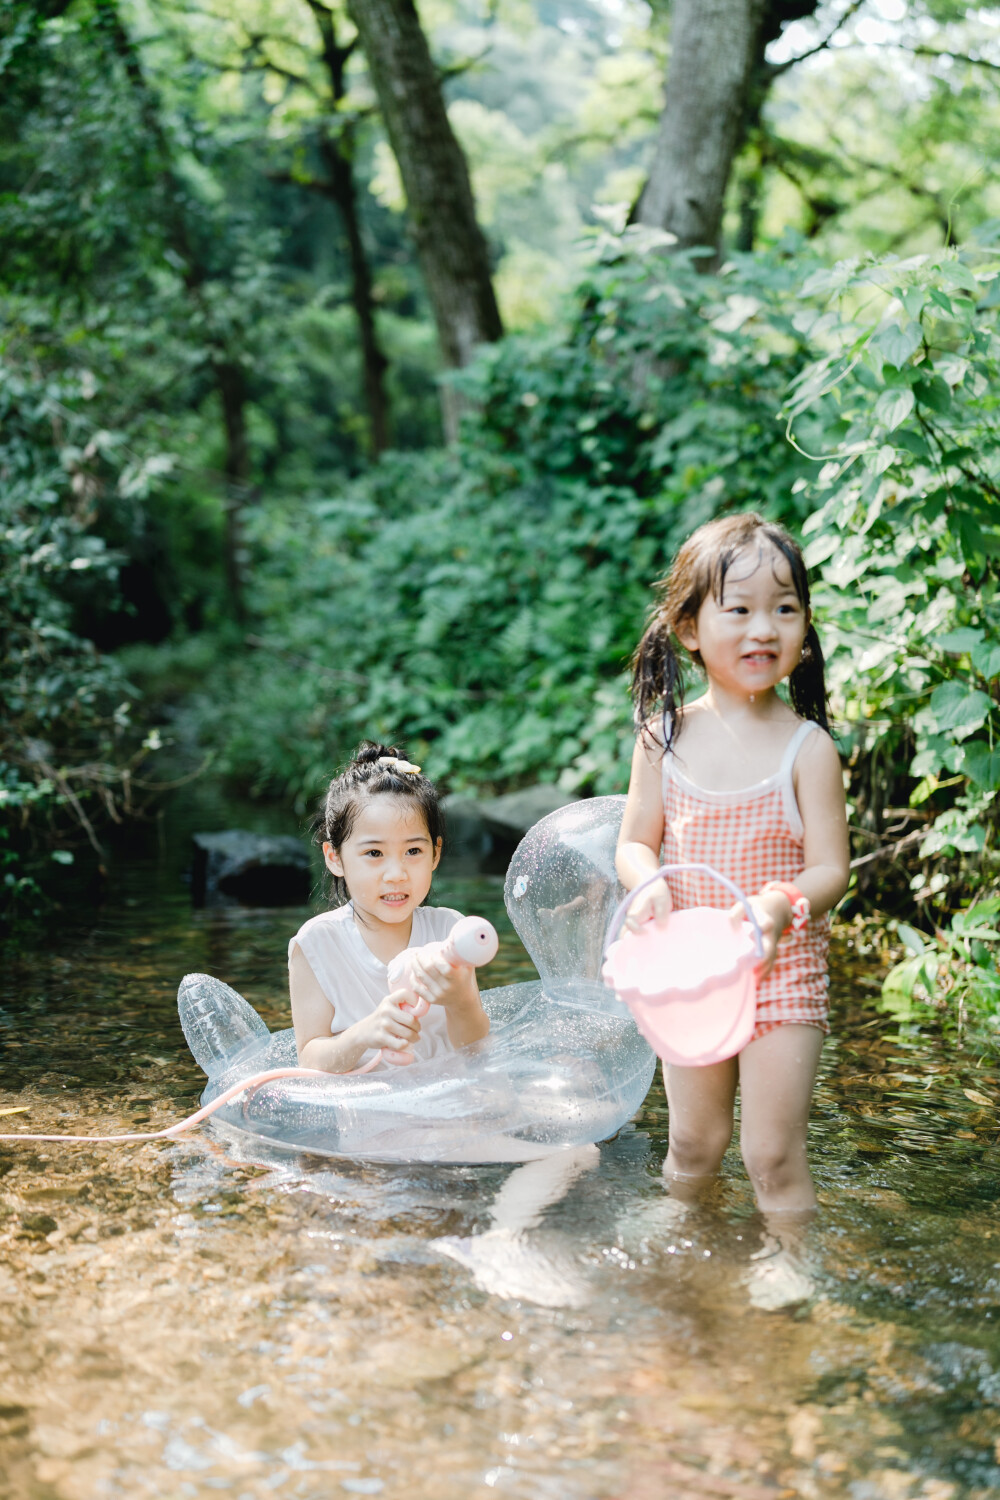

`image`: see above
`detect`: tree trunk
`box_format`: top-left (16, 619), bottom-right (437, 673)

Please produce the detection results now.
top-left (734, 147), bottom-right (764, 252)
top-left (634, 0), bottom-right (767, 262)
top-left (321, 132), bottom-right (391, 454)
top-left (96, 0), bottom-right (251, 619)
top-left (347, 0), bottom-right (502, 437)
top-left (738, 1), bottom-right (822, 250)
top-left (306, 0), bottom-right (391, 455)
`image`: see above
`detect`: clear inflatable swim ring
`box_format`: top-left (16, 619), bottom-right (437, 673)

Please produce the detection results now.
top-left (178, 797), bottom-right (656, 1164)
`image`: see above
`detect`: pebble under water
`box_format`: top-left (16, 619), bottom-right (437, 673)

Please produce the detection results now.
top-left (1, 818), bottom-right (999, 1500)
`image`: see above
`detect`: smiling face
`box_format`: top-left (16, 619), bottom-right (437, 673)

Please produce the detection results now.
top-left (677, 539), bottom-right (809, 701)
top-left (323, 794), bottom-right (442, 931)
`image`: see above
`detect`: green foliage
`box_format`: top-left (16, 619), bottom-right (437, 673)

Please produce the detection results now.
top-left (0, 336), bottom-right (161, 916)
top-left (783, 233), bottom-right (1000, 898)
top-left (179, 232), bottom-right (824, 805)
top-left (881, 901), bottom-right (1000, 1036)
top-left (758, 5), bottom-right (1000, 257)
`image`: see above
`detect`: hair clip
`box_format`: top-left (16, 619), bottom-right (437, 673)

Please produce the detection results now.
top-left (377, 755), bottom-right (422, 775)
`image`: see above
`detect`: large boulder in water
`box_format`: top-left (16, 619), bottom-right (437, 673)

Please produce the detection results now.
top-left (442, 786), bottom-right (581, 864)
top-left (440, 794), bottom-right (494, 859)
top-left (478, 786), bottom-right (581, 842)
top-left (191, 831), bottom-right (311, 908)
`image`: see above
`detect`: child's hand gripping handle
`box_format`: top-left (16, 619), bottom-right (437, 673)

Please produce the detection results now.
top-left (379, 916), bottom-right (499, 1067)
top-left (603, 864), bottom-right (765, 961)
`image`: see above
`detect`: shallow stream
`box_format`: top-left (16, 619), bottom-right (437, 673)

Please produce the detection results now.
top-left (2, 810), bottom-right (999, 1500)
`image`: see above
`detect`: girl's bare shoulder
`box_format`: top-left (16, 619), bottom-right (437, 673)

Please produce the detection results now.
top-left (670, 698), bottom-right (713, 739)
top-left (803, 720), bottom-right (839, 756)
top-left (794, 720), bottom-right (843, 772)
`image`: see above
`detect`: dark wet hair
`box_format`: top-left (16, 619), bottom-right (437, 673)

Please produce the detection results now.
top-left (630, 511), bottom-right (830, 753)
top-left (316, 741), bottom-right (445, 906)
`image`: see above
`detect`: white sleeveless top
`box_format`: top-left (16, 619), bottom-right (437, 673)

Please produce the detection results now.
top-left (288, 903), bottom-right (463, 1068)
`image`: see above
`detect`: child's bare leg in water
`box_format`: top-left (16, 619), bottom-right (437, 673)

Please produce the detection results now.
top-left (738, 1024), bottom-right (824, 1212)
top-left (663, 1030), bottom-right (823, 1306)
top-left (662, 1057), bottom-right (738, 1201)
top-left (739, 1024), bottom-right (825, 1306)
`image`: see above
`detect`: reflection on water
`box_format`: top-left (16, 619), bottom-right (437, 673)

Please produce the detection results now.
top-left (2, 823), bottom-right (1000, 1499)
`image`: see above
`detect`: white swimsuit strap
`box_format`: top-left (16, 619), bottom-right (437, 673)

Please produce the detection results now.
top-left (658, 714), bottom-right (675, 796)
top-left (779, 720), bottom-right (819, 840)
top-left (779, 719), bottom-right (819, 780)
top-left (661, 716), bottom-right (818, 814)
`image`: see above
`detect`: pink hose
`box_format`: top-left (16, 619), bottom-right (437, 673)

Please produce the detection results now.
top-left (0, 1066), bottom-right (341, 1146)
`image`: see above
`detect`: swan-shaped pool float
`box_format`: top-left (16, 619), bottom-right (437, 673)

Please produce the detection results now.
top-left (177, 797), bottom-right (655, 1164)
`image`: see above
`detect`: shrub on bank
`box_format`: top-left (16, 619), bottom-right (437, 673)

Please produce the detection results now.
top-left (0, 345), bottom-right (162, 918)
top-left (187, 235), bottom-right (823, 803)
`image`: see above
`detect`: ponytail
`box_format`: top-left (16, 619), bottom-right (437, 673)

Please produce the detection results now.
top-left (789, 623), bottom-right (831, 734)
top-left (630, 616), bottom-right (687, 754)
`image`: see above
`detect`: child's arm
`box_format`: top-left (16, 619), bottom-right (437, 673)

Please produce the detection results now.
top-left (404, 954), bottom-right (491, 1048)
top-left (616, 734), bottom-right (672, 928)
top-left (748, 730), bottom-right (851, 976)
top-left (289, 944), bottom-right (421, 1073)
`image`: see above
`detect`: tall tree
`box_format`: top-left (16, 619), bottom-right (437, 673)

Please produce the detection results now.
top-left (241, 0), bottom-right (392, 456)
top-left (94, 0), bottom-right (256, 620)
top-left (347, 0), bottom-right (502, 436)
top-left (633, 0), bottom-right (769, 259)
top-left (635, 2), bottom-right (917, 259)
top-left (307, 0), bottom-right (390, 455)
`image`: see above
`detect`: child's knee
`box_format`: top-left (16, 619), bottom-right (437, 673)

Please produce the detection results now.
top-left (741, 1135), bottom-right (806, 1191)
top-left (668, 1119), bottom-right (732, 1175)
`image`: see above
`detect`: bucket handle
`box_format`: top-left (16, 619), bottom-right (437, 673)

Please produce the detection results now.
top-left (604, 863), bottom-right (765, 961)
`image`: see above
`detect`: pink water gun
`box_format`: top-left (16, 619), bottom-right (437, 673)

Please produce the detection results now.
top-left (371, 915), bottom-right (499, 1068)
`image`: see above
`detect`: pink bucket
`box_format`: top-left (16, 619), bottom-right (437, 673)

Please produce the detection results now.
top-left (602, 864), bottom-right (764, 1068)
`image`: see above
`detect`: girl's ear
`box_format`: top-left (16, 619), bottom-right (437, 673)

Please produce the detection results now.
top-left (323, 841), bottom-right (344, 876)
top-left (431, 837), bottom-right (443, 871)
top-left (675, 615), bottom-right (699, 653)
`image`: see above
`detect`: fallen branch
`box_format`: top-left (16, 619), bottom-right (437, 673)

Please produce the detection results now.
top-left (850, 828), bottom-right (926, 870)
top-left (33, 756), bottom-right (105, 857)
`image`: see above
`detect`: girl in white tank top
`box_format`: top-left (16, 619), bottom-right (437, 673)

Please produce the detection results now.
top-left (289, 742), bottom-right (490, 1074)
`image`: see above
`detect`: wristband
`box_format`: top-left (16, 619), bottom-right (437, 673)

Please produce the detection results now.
top-left (762, 881), bottom-right (810, 933)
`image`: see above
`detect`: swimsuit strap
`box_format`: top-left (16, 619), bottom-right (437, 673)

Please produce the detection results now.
top-left (779, 719), bottom-right (820, 839)
top-left (662, 716), bottom-right (817, 792)
top-left (658, 715), bottom-right (676, 796)
top-left (779, 719), bottom-right (819, 780)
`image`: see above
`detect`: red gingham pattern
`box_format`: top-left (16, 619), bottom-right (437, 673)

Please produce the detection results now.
top-left (660, 721), bottom-right (830, 1039)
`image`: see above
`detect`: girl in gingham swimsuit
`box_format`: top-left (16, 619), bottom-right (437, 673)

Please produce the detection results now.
top-left (617, 513), bottom-right (850, 1221)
